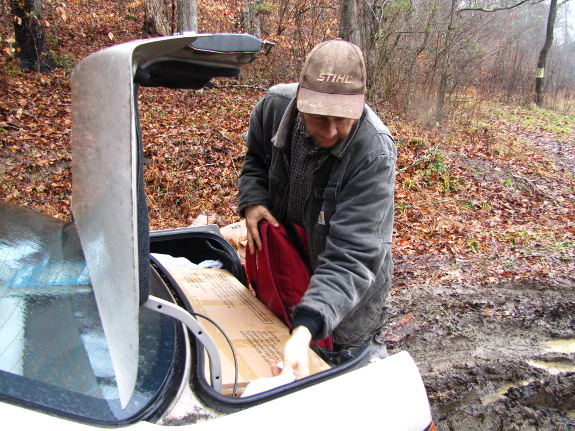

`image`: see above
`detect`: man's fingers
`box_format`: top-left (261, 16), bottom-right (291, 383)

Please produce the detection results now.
top-left (269, 361), bottom-right (282, 376)
top-left (246, 231), bottom-right (255, 255)
top-left (254, 233), bottom-right (262, 252)
top-left (247, 225), bottom-right (262, 254)
top-left (264, 212), bottom-right (280, 228)
top-left (281, 326), bottom-right (312, 380)
top-left (244, 204), bottom-right (276, 253)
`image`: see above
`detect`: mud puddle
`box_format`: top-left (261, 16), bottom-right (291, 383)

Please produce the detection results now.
top-left (384, 280), bottom-right (575, 430)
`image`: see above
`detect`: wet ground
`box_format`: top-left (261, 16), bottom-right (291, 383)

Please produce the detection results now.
top-left (385, 274), bottom-right (575, 430)
top-left (383, 104), bottom-right (575, 430)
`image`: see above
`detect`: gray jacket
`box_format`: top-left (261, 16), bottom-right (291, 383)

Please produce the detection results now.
top-left (238, 83), bottom-right (396, 345)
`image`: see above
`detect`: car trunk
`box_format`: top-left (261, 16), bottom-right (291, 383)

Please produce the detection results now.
top-left (0, 34), bottom-right (434, 430)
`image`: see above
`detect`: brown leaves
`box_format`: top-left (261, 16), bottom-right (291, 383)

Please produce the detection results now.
top-left (0, 60), bottom-right (72, 218)
top-left (136, 85), bottom-right (261, 230)
top-left (0, 2), bottom-right (573, 290)
top-left (390, 101), bottom-right (575, 289)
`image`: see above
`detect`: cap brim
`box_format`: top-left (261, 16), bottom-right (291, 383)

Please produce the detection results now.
top-left (297, 86), bottom-right (364, 120)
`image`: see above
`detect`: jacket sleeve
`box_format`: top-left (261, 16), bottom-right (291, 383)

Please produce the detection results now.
top-left (237, 98), bottom-right (270, 217)
top-left (294, 133), bottom-right (396, 342)
top-left (237, 89), bottom-right (294, 218)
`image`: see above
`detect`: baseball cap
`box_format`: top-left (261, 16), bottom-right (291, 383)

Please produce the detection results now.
top-left (297, 39), bottom-right (366, 120)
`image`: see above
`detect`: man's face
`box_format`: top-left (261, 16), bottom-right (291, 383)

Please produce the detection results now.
top-left (301, 113), bottom-right (356, 148)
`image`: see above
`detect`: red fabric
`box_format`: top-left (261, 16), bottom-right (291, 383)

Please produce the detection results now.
top-left (246, 220), bottom-right (333, 349)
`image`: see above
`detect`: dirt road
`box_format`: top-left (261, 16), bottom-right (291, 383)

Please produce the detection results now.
top-left (385, 108), bottom-right (575, 430)
top-left (385, 271), bottom-right (574, 430)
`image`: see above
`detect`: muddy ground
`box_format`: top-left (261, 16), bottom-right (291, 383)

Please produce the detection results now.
top-left (381, 107), bottom-right (575, 430)
top-left (386, 259), bottom-right (575, 430)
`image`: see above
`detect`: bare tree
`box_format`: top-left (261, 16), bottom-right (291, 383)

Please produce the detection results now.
top-left (458, 0), bottom-right (572, 107)
top-left (241, 0), bottom-right (263, 38)
top-left (435, 0), bottom-right (458, 122)
top-left (535, 0), bottom-right (559, 106)
top-left (178, 0), bottom-right (198, 33)
top-left (231, 0), bottom-right (573, 113)
top-left (10, 0), bottom-right (54, 71)
top-left (338, 0), bottom-right (389, 96)
top-left (339, 0), bottom-right (361, 46)
top-left (144, 0), bottom-right (170, 36)
top-left (404, 0), bottom-right (438, 112)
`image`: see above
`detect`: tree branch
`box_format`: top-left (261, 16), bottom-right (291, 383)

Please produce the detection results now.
top-left (398, 198), bottom-right (471, 208)
top-left (212, 84), bottom-right (268, 92)
top-left (458, 0), bottom-right (539, 14)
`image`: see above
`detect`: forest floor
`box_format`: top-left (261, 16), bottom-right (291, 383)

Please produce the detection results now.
top-left (385, 107), bottom-right (575, 429)
top-left (385, 103), bottom-right (575, 429)
top-left (1, 2), bottom-right (574, 429)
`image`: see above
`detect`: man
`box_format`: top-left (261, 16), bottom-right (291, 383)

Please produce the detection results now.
top-left (238, 39), bottom-right (396, 379)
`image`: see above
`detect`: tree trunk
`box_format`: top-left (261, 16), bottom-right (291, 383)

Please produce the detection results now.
top-left (362, 0), bottom-right (380, 94)
top-left (144, 0), bottom-right (170, 36)
top-left (178, 0), bottom-right (198, 33)
top-left (435, 0), bottom-right (457, 123)
top-left (340, 0), bottom-right (378, 95)
top-left (535, 0), bottom-right (558, 106)
top-left (10, 0), bottom-right (53, 72)
top-left (339, 0), bottom-right (361, 46)
top-left (404, 0), bottom-right (437, 113)
top-left (241, 0), bottom-right (262, 38)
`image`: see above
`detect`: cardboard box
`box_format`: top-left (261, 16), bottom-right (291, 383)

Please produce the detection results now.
top-left (220, 221), bottom-right (247, 265)
top-left (153, 263), bottom-right (330, 397)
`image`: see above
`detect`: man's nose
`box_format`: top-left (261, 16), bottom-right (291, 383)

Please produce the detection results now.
top-left (324, 119), bottom-right (337, 137)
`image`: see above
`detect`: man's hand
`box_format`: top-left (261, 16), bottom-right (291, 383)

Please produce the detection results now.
top-left (271, 326), bottom-right (312, 380)
top-left (244, 205), bottom-right (279, 255)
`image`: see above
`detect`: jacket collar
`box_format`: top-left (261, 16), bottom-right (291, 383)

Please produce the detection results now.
top-left (271, 97), bottom-right (298, 150)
